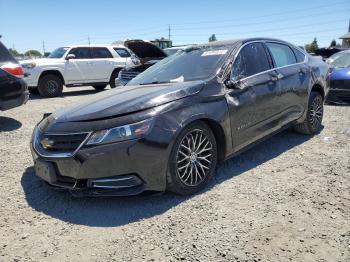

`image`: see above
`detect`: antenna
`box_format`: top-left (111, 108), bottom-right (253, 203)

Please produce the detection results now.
top-left (42, 40), bottom-right (46, 56)
top-left (88, 35), bottom-right (91, 45)
top-left (168, 24), bottom-right (171, 40)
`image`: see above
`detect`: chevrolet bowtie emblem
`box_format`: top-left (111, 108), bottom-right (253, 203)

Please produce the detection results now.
top-left (41, 138), bottom-right (54, 149)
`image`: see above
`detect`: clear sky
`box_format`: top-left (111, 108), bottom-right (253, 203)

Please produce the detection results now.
top-left (0, 0), bottom-right (349, 53)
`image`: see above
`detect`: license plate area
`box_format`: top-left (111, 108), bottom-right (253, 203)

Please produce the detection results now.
top-left (34, 160), bottom-right (57, 184)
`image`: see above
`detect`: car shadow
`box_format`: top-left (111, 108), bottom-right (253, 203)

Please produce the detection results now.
top-left (21, 129), bottom-right (312, 227)
top-left (0, 116), bottom-right (22, 132)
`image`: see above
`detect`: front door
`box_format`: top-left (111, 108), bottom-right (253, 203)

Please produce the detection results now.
top-left (64, 47), bottom-right (91, 84)
top-left (225, 42), bottom-right (282, 151)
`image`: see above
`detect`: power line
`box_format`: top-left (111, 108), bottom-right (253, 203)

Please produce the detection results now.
top-left (172, 19), bottom-right (346, 37)
top-left (170, 0), bottom-right (350, 26)
top-left (172, 9), bottom-right (349, 31)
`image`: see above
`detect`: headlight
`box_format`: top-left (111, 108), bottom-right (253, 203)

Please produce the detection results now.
top-left (86, 118), bottom-right (153, 145)
top-left (22, 62), bottom-right (36, 69)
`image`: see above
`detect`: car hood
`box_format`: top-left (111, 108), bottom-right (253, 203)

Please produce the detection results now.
top-left (124, 40), bottom-right (167, 64)
top-left (52, 80), bottom-right (204, 122)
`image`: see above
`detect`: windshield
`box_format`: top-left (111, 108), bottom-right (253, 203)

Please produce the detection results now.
top-left (327, 52), bottom-right (350, 68)
top-left (128, 45), bottom-right (232, 85)
top-left (48, 47), bottom-right (69, 58)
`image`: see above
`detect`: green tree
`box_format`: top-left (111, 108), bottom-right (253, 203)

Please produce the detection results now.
top-left (330, 40), bottom-right (337, 47)
top-left (209, 34), bottom-right (217, 42)
top-left (305, 38), bottom-right (318, 53)
top-left (9, 48), bottom-right (22, 57)
top-left (24, 50), bottom-right (42, 57)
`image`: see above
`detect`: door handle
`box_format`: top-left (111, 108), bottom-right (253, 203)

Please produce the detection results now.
top-left (86, 61), bottom-right (93, 65)
top-left (269, 72), bottom-right (283, 82)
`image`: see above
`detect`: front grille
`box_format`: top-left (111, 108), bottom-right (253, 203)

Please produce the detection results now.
top-left (120, 70), bottom-right (140, 81)
top-left (330, 80), bottom-right (350, 90)
top-left (40, 133), bottom-right (88, 153)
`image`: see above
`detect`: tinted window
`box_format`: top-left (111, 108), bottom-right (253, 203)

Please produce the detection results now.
top-left (292, 48), bottom-right (306, 63)
top-left (0, 41), bottom-right (17, 63)
top-left (68, 48), bottom-right (91, 59)
top-left (92, 47), bottom-right (113, 58)
top-left (114, 48), bottom-right (131, 58)
top-left (266, 43), bottom-right (296, 67)
top-left (232, 43), bottom-right (270, 78)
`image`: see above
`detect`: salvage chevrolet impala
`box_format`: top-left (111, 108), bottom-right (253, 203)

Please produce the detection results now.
top-left (30, 38), bottom-right (329, 196)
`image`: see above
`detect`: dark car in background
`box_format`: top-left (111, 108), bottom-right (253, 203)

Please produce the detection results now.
top-left (0, 41), bottom-right (29, 111)
top-left (116, 40), bottom-right (167, 85)
top-left (326, 50), bottom-right (350, 104)
top-left (31, 38), bottom-right (328, 197)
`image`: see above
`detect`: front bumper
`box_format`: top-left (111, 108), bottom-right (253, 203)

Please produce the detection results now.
top-left (30, 128), bottom-right (171, 196)
top-left (326, 80), bottom-right (350, 104)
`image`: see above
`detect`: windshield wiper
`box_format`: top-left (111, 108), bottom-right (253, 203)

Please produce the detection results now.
top-left (139, 81), bottom-right (170, 85)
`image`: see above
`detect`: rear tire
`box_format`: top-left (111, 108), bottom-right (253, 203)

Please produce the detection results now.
top-left (109, 69), bottom-right (121, 88)
top-left (294, 91), bottom-right (324, 135)
top-left (38, 74), bottom-right (63, 98)
top-left (167, 121), bottom-right (218, 195)
top-left (92, 85), bottom-right (107, 90)
top-left (28, 86), bottom-right (39, 95)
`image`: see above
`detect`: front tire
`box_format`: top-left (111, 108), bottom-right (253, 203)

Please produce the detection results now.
top-left (167, 121), bottom-right (218, 195)
top-left (38, 74), bottom-right (63, 98)
top-left (294, 91), bottom-right (324, 135)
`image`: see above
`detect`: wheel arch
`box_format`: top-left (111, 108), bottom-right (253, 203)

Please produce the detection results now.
top-left (310, 83), bottom-right (325, 99)
top-left (39, 70), bottom-right (65, 85)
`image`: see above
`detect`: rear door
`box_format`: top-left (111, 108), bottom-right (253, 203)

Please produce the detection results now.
top-left (265, 42), bottom-right (308, 123)
top-left (64, 47), bottom-right (91, 83)
top-left (226, 42), bottom-right (282, 151)
top-left (89, 47), bottom-right (114, 82)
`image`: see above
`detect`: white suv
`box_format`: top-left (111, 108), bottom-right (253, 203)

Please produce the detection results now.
top-left (20, 45), bottom-right (138, 97)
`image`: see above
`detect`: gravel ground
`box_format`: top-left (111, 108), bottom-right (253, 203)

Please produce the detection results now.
top-left (0, 86), bottom-right (349, 262)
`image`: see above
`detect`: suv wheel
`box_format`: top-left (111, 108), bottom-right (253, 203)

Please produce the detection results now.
top-left (167, 121), bottom-right (218, 195)
top-left (109, 69), bottom-right (120, 88)
top-left (294, 91), bottom-right (324, 135)
top-left (93, 85), bottom-right (107, 90)
top-left (38, 74), bottom-right (63, 98)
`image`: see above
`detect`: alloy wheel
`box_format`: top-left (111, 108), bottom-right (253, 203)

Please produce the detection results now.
top-left (176, 129), bottom-right (213, 186)
top-left (309, 95), bottom-right (323, 130)
top-left (46, 80), bottom-right (59, 95)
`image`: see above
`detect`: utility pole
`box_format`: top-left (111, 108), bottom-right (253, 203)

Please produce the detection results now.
top-left (88, 35), bottom-right (91, 45)
top-left (168, 24), bottom-right (171, 40)
top-left (42, 40), bottom-right (45, 56)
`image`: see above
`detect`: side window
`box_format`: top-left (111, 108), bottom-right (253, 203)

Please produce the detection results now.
top-left (68, 47), bottom-right (91, 59)
top-left (232, 43), bottom-right (270, 79)
top-left (114, 48), bottom-right (131, 58)
top-left (91, 47), bottom-right (113, 58)
top-left (266, 43), bottom-right (297, 67)
top-left (292, 48), bottom-right (306, 63)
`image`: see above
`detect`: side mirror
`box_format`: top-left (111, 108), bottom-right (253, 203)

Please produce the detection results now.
top-left (226, 75), bottom-right (245, 89)
top-left (66, 54), bottom-right (75, 60)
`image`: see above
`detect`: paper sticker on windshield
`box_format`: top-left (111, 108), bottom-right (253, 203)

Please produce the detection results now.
top-left (201, 50), bottom-right (228, 56)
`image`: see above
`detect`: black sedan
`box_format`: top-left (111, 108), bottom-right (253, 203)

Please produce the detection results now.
top-left (31, 38), bottom-right (329, 196)
top-left (0, 41), bottom-right (29, 111)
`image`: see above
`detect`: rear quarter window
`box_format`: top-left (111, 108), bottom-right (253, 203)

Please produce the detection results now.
top-left (114, 48), bottom-right (131, 58)
top-left (91, 47), bottom-right (113, 58)
top-left (292, 48), bottom-right (306, 63)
